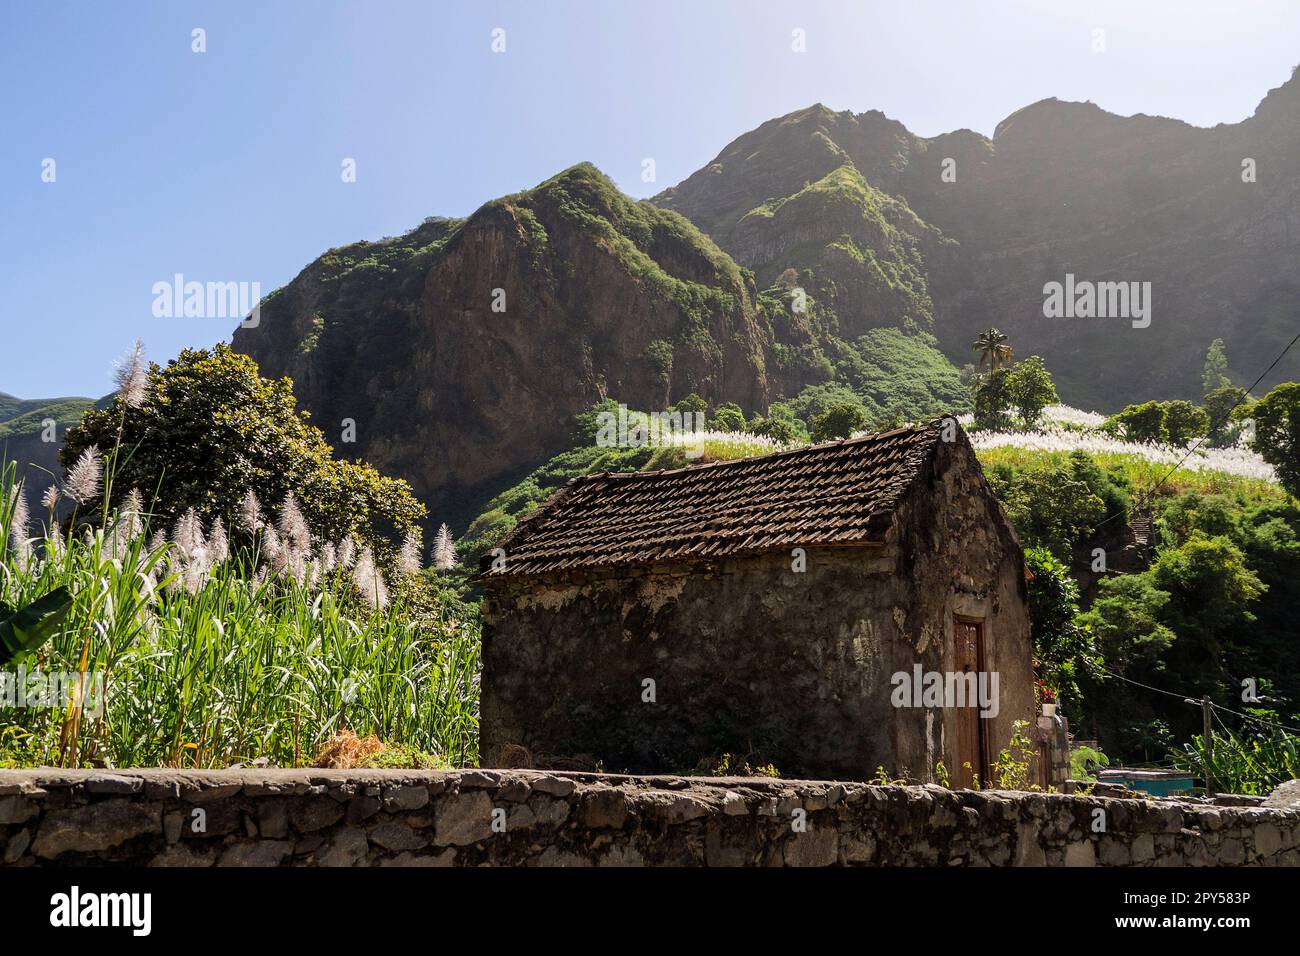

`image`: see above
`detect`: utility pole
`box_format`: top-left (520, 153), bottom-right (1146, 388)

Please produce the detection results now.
top-left (1202, 696), bottom-right (1215, 798)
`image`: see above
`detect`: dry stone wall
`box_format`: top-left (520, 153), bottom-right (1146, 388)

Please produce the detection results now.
top-left (2, 769), bottom-right (1298, 867)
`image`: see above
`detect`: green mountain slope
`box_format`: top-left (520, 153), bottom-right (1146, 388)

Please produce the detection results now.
top-left (234, 163), bottom-right (964, 527)
top-left (0, 394), bottom-right (96, 515)
top-left (655, 73), bottom-right (1300, 411)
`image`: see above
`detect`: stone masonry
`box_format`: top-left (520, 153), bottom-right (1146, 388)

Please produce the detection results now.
top-left (2, 769), bottom-right (1298, 866)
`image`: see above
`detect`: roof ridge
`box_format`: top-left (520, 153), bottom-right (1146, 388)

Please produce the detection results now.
top-left (584, 419), bottom-right (943, 483)
top-left (480, 417), bottom-right (960, 580)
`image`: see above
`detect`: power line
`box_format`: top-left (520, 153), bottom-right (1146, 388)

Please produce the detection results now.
top-left (1095, 665), bottom-right (1195, 703)
top-left (1097, 665), bottom-right (1300, 734)
top-left (1208, 699), bottom-right (1300, 735)
top-left (1090, 325), bottom-right (1300, 533)
top-left (1137, 327), bottom-right (1300, 507)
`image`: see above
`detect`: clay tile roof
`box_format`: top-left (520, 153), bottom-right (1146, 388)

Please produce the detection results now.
top-left (479, 421), bottom-right (944, 580)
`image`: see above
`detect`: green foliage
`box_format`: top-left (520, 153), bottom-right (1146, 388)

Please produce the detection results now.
top-left (1004, 356), bottom-right (1058, 427)
top-left (1244, 382), bottom-right (1300, 498)
top-left (987, 461), bottom-right (1106, 554)
top-left (1160, 400), bottom-right (1210, 446)
top-left (645, 339), bottom-right (674, 380)
top-left (1203, 385), bottom-right (1248, 447)
top-left (1202, 338), bottom-right (1233, 393)
top-left (810, 403), bottom-right (869, 442)
top-left (61, 345), bottom-right (425, 548)
top-left (1171, 725), bottom-right (1300, 796)
top-left (779, 327), bottom-right (968, 436)
top-left (748, 402), bottom-right (807, 444)
top-left (1108, 401), bottom-right (1166, 443)
top-left (0, 588), bottom-right (73, 667)
top-left (1078, 575), bottom-right (1176, 675)
top-left (973, 367), bottom-right (1014, 429)
top-left (0, 466), bottom-right (479, 769)
top-left (832, 326), bottom-right (971, 421)
top-left (1107, 399), bottom-right (1210, 446)
top-left (357, 743), bottom-right (451, 770)
top-left (971, 328), bottom-right (1013, 370)
top-left (1025, 547), bottom-right (1099, 707)
top-left (1070, 745), bottom-right (1110, 782)
top-left (0, 398), bottom-right (95, 441)
top-left (1149, 532), bottom-right (1264, 678)
top-left (672, 393), bottom-right (707, 415)
top-left (693, 752), bottom-right (780, 778)
top-left (710, 402), bottom-right (747, 432)
top-left (991, 720), bottom-right (1037, 791)
top-left (786, 382), bottom-right (869, 426)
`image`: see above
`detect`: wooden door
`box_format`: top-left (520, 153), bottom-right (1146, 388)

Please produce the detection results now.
top-left (954, 618), bottom-right (988, 789)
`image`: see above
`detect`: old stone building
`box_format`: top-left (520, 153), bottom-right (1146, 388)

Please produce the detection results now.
top-left (479, 420), bottom-right (1034, 784)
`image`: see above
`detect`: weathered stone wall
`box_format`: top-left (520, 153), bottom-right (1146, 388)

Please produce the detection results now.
top-left (483, 547), bottom-right (909, 779)
top-left (481, 431), bottom-right (1033, 784)
top-left (3, 769), bottom-right (1297, 867)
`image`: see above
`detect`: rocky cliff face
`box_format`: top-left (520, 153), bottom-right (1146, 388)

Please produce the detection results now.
top-left (656, 69), bottom-right (1300, 409)
top-left (233, 165), bottom-right (773, 524)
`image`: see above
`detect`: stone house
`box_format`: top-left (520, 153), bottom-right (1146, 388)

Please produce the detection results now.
top-left (478, 419), bottom-right (1034, 784)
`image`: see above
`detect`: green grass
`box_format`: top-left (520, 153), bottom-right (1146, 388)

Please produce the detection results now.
top-left (0, 461), bottom-right (480, 770)
top-left (974, 445), bottom-right (1285, 504)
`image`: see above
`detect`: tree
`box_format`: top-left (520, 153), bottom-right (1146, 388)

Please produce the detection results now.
top-left (1160, 400), bottom-right (1210, 446)
top-left (61, 344), bottom-right (425, 546)
top-left (671, 393), bottom-right (707, 416)
top-left (810, 403), bottom-right (869, 442)
top-left (1024, 547), bottom-right (1099, 708)
top-left (971, 328), bottom-right (1013, 371)
top-left (748, 403), bottom-right (806, 444)
top-left (1202, 338), bottom-right (1233, 393)
top-left (1244, 383), bottom-right (1300, 498)
top-left (1005, 356), bottom-right (1058, 426)
top-left (1078, 574), bottom-right (1176, 676)
top-left (709, 402), bottom-right (747, 433)
top-left (973, 367), bottom-right (1014, 429)
top-left (1108, 401), bottom-right (1166, 443)
top-left (989, 462), bottom-right (1106, 554)
top-left (1203, 385), bottom-right (1247, 447)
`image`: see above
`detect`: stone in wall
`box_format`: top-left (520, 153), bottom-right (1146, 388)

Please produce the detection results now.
top-left (2, 769), bottom-right (1299, 867)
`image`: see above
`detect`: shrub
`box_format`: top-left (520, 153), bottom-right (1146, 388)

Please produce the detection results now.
top-left (61, 344), bottom-right (424, 550)
top-left (811, 403), bottom-right (869, 441)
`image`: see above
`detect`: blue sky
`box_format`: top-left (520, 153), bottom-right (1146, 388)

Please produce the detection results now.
top-left (3, 0), bottom-right (1299, 398)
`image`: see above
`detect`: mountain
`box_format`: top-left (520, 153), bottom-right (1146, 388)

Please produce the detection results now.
top-left (233, 71), bottom-right (1300, 524)
top-left (0, 393), bottom-right (97, 517)
top-left (233, 163), bottom-right (965, 525)
top-left (233, 164), bottom-right (772, 526)
top-left (656, 69), bottom-right (1300, 409)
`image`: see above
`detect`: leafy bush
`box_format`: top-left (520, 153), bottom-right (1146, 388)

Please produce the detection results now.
top-left (1025, 547), bottom-right (1099, 708)
top-left (811, 403), bottom-right (869, 441)
top-left (1244, 382), bottom-right (1300, 498)
top-left (1005, 356), bottom-right (1058, 426)
top-left (1108, 401), bottom-right (1166, 443)
top-left (1160, 400), bottom-right (1210, 446)
top-left (61, 345), bottom-right (424, 551)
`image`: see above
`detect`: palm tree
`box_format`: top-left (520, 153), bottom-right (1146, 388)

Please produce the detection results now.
top-left (972, 328), bottom-right (1013, 370)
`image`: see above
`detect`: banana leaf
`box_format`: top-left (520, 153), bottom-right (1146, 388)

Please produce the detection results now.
top-left (0, 587), bottom-right (74, 667)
